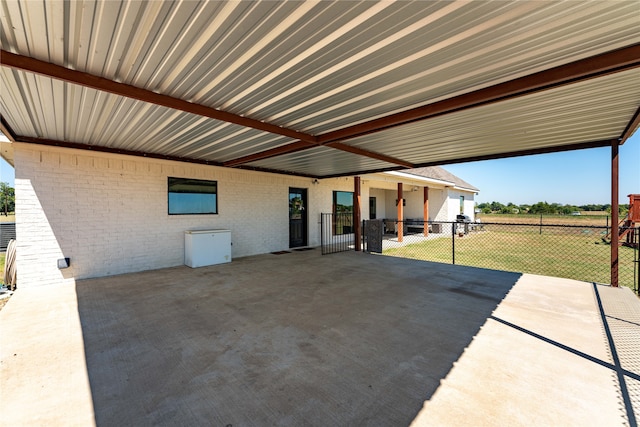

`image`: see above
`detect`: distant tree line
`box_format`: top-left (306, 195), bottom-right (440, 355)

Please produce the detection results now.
top-left (477, 201), bottom-right (629, 215)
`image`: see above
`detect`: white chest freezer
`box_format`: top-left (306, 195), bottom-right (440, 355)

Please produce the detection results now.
top-left (184, 229), bottom-right (232, 268)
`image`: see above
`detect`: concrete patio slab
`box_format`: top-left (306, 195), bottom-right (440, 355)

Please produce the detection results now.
top-left (413, 275), bottom-right (637, 426)
top-left (1, 250), bottom-right (638, 426)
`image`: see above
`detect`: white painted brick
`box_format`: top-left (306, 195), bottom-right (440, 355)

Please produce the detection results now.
top-left (12, 144), bottom-right (338, 288)
top-left (13, 143), bottom-right (474, 288)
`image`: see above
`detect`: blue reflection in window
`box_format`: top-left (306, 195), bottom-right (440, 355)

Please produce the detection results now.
top-left (168, 177), bottom-right (218, 215)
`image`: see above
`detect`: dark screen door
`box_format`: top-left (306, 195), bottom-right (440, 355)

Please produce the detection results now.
top-left (289, 188), bottom-right (308, 248)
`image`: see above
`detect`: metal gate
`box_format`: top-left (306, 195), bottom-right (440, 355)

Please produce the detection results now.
top-left (0, 222), bottom-right (16, 252)
top-left (321, 213), bottom-right (354, 255)
top-left (363, 219), bottom-right (383, 253)
top-left (632, 227), bottom-right (640, 294)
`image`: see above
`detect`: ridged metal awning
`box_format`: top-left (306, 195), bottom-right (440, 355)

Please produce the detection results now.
top-left (1, 0), bottom-right (639, 177)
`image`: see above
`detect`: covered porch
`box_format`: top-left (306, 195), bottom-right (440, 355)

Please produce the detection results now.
top-left (1, 250), bottom-right (638, 426)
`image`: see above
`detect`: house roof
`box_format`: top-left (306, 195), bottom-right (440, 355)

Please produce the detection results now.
top-left (1, 1), bottom-right (639, 178)
top-left (400, 167), bottom-right (479, 192)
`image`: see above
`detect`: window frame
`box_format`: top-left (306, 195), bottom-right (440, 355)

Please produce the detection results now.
top-left (168, 177), bottom-right (218, 215)
top-left (369, 196), bottom-right (377, 220)
top-left (333, 190), bottom-right (354, 235)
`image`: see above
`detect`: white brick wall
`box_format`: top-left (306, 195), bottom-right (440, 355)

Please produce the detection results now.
top-left (13, 143), bottom-right (475, 288)
top-left (14, 144), bottom-right (350, 288)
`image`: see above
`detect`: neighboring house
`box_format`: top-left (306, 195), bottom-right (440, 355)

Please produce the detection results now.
top-left (366, 167), bottom-right (478, 224)
top-left (0, 143), bottom-right (477, 289)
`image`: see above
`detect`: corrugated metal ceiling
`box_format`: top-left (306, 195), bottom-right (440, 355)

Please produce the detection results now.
top-left (1, 0), bottom-right (639, 177)
top-left (339, 68), bottom-right (640, 167)
top-left (0, 68), bottom-right (296, 162)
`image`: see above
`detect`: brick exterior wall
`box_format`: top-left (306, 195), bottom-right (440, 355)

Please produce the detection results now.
top-left (14, 144), bottom-right (352, 288)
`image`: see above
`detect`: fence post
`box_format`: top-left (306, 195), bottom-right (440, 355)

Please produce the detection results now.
top-left (539, 213), bottom-right (542, 235)
top-left (321, 213), bottom-right (326, 255)
top-left (635, 228), bottom-right (639, 295)
top-left (452, 221), bottom-right (456, 265)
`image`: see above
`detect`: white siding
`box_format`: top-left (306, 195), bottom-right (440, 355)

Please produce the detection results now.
top-left (428, 189), bottom-right (449, 222)
top-left (14, 144), bottom-right (351, 288)
top-left (446, 189), bottom-right (476, 221)
top-left (368, 188), bottom-right (387, 219)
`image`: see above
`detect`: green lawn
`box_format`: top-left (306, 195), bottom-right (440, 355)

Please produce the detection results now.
top-left (385, 229), bottom-right (638, 291)
top-left (0, 213), bottom-right (15, 223)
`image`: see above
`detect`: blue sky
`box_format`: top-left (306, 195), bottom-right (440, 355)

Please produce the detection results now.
top-left (0, 155), bottom-right (12, 187)
top-left (445, 131), bottom-right (640, 206)
top-left (1, 132), bottom-right (639, 206)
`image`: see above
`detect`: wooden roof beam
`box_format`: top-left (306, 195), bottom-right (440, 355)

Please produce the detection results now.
top-left (224, 140), bottom-right (414, 168)
top-left (619, 104), bottom-right (640, 144)
top-left (324, 142), bottom-right (414, 168)
top-left (0, 116), bottom-right (17, 142)
top-left (224, 43), bottom-right (640, 167)
top-left (0, 50), bottom-right (317, 144)
top-left (1, 50), bottom-right (413, 169)
top-left (317, 44), bottom-right (640, 144)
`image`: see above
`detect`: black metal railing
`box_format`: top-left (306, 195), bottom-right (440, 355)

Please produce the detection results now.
top-left (364, 220), bottom-right (639, 293)
top-left (0, 222), bottom-right (16, 252)
top-left (321, 213), bottom-right (354, 255)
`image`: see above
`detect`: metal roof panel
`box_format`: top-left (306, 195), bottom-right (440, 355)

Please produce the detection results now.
top-left (1, 1), bottom-right (639, 178)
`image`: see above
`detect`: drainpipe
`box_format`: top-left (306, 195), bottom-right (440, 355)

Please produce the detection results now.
top-left (611, 140), bottom-right (619, 287)
top-left (354, 176), bottom-right (361, 251)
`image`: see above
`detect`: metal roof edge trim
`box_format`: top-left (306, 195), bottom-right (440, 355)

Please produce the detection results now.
top-left (384, 171), bottom-right (455, 187)
top-left (320, 138), bottom-right (616, 179)
top-left (13, 134), bottom-right (320, 179)
top-left (411, 139), bottom-right (617, 168)
top-left (15, 135), bottom-right (225, 166)
top-left (620, 105), bottom-right (640, 143)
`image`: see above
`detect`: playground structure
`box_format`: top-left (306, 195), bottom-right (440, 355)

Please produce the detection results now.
top-left (604, 194), bottom-right (640, 248)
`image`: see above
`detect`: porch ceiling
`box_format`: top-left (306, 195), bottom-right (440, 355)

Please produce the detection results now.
top-left (1, 1), bottom-right (639, 178)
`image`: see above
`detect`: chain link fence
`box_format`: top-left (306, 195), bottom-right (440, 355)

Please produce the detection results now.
top-left (364, 220), bottom-right (639, 293)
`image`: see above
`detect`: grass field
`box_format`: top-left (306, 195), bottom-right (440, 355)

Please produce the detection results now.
top-left (385, 227), bottom-right (638, 291)
top-left (477, 213), bottom-right (612, 226)
top-left (0, 213), bottom-right (15, 223)
top-left (0, 252), bottom-right (4, 284)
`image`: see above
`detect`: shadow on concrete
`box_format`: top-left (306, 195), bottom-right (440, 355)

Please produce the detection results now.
top-left (592, 283), bottom-right (640, 425)
top-left (75, 251), bottom-right (521, 426)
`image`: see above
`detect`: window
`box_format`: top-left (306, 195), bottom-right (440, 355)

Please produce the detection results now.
top-left (333, 191), bottom-right (353, 234)
top-left (369, 197), bottom-right (377, 219)
top-left (168, 177), bottom-right (218, 215)
top-left (460, 196), bottom-right (465, 214)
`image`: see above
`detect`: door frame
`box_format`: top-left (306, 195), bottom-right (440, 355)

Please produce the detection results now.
top-left (289, 187), bottom-right (308, 248)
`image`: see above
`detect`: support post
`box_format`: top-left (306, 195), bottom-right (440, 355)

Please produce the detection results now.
top-left (423, 186), bottom-right (429, 236)
top-left (397, 183), bottom-right (403, 242)
top-left (354, 176), bottom-right (362, 252)
top-left (611, 140), bottom-right (619, 287)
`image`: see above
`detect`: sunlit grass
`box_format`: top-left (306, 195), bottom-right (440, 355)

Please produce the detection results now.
top-left (0, 213), bottom-right (15, 223)
top-left (385, 228), bottom-right (638, 291)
